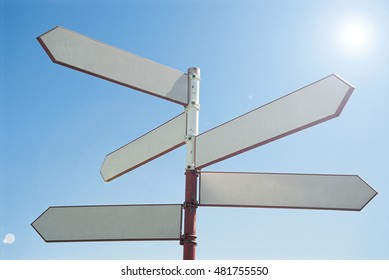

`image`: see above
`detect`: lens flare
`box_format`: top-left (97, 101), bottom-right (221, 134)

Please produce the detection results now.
top-left (3, 233), bottom-right (16, 244)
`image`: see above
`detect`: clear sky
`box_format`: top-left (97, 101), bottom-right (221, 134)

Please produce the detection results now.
top-left (1, 0), bottom-right (389, 260)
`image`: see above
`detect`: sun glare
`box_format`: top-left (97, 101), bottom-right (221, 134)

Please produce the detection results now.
top-left (337, 15), bottom-right (374, 55)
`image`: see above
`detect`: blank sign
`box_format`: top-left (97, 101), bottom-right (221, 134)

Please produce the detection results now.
top-left (195, 74), bottom-right (354, 169)
top-left (38, 26), bottom-right (188, 105)
top-left (100, 113), bottom-right (187, 182)
top-left (32, 204), bottom-right (183, 242)
top-left (199, 172), bottom-right (377, 211)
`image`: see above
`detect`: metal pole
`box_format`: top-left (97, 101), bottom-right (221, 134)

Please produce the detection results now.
top-left (182, 67), bottom-right (200, 260)
top-left (183, 169), bottom-right (198, 260)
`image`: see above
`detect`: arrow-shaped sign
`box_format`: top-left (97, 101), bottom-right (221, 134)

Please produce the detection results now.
top-left (32, 204), bottom-right (182, 242)
top-left (195, 74), bottom-right (354, 169)
top-left (199, 172), bottom-right (377, 211)
top-left (38, 26), bottom-right (189, 105)
top-left (100, 112), bottom-right (187, 182)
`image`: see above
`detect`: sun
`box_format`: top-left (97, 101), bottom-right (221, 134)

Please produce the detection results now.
top-left (337, 15), bottom-right (374, 55)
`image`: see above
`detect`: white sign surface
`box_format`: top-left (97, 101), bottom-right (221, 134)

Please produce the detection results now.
top-left (199, 172), bottom-right (377, 211)
top-left (195, 74), bottom-right (354, 169)
top-left (101, 112), bottom-right (186, 182)
top-left (38, 26), bottom-right (188, 105)
top-left (32, 204), bottom-right (182, 242)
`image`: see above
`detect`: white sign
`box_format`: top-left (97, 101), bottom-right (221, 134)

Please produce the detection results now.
top-left (38, 26), bottom-right (188, 105)
top-left (32, 204), bottom-right (182, 242)
top-left (199, 172), bottom-right (377, 211)
top-left (101, 113), bottom-right (187, 182)
top-left (195, 74), bottom-right (354, 169)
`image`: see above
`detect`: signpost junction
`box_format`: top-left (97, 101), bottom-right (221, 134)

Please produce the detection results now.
top-left (32, 26), bottom-right (377, 260)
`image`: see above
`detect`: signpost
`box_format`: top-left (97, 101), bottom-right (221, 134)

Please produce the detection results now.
top-left (32, 204), bottom-right (182, 242)
top-left (100, 112), bottom-right (187, 182)
top-left (195, 74), bottom-right (353, 169)
top-left (38, 26), bottom-right (188, 105)
top-left (34, 26), bottom-right (377, 260)
top-left (199, 172), bottom-right (377, 211)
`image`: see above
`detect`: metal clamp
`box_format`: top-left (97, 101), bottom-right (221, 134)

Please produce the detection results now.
top-left (180, 234), bottom-right (198, 246)
top-left (183, 199), bottom-right (199, 209)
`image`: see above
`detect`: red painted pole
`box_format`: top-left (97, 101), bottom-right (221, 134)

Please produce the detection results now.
top-left (183, 170), bottom-right (198, 260)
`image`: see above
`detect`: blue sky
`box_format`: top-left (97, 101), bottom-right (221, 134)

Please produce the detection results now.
top-left (1, 0), bottom-right (389, 260)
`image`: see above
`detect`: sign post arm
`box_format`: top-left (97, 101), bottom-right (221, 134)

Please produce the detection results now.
top-left (182, 67), bottom-right (200, 260)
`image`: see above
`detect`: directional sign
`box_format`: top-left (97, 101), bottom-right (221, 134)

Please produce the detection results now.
top-left (195, 74), bottom-right (354, 169)
top-left (35, 25), bottom-right (377, 259)
top-left (38, 26), bottom-right (188, 105)
top-left (101, 112), bottom-right (187, 182)
top-left (199, 172), bottom-right (377, 211)
top-left (32, 204), bottom-right (182, 242)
